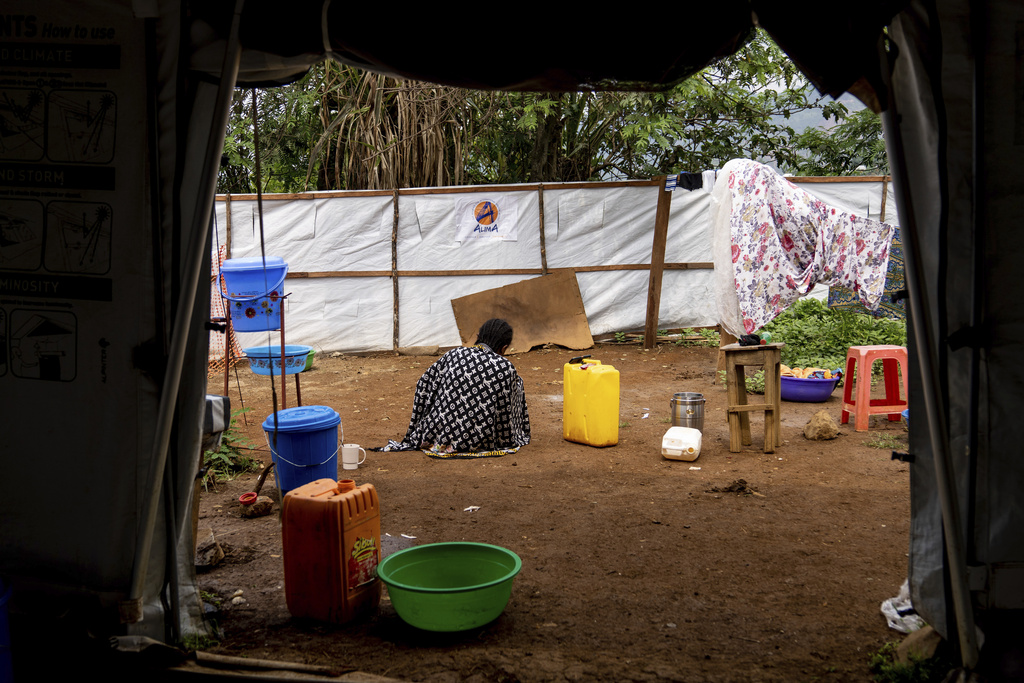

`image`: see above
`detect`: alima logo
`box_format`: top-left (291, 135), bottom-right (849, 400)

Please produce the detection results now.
top-left (455, 196), bottom-right (516, 242)
top-left (473, 201), bottom-right (499, 232)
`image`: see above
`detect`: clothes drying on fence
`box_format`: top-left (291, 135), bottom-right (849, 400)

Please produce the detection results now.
top-left (382, 344), bottom-right (531, 456)
top-left (712, 159), bottom-right (895, 336)
top-left (828, 225), bottom-right (906, 320)
top-left (666, 170), bottom-right (718, 192)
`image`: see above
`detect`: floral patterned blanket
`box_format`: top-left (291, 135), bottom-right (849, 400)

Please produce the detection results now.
top-left (381, 345), bottom-right (531, 456)
top-left (711, 159), bottom-right (895, 336)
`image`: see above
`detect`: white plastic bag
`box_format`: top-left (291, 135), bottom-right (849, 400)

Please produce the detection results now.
top-left (881, 579), bottom-right (926, 633)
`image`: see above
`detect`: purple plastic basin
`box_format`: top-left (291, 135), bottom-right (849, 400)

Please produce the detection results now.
top-left (780, 375), bottom-right (840, 402)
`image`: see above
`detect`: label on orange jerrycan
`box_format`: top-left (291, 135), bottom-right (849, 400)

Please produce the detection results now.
top-left (282, 478), bottom-right (381, 623)
top-left (563, 357), bottom-right (620, 447)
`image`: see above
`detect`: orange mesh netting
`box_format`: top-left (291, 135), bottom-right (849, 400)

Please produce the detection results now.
top-left (208, 245), bottom-right (245, 377)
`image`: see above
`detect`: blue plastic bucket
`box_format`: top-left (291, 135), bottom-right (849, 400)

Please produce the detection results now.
top-left (243, 344), bottom-right (313, 376)
top-left (1, 578), bottom-right (12, 683)
top-left (262, 406), bottom-right (342, 495)
top-left (221, 256), bottom-right (288, 332)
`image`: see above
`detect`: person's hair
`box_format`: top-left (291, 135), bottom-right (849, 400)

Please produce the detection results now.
top-left (475, 318), bottom-right (513, 353)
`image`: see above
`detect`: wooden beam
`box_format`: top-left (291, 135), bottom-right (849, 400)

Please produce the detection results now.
top-left (212, 176), bottom-right (892, 203)
top-left (880, 177), bottom-right (889, 223)
top-left (285, 262), bottom-right (714, 279)
top-left (789, 175), bottom-right (891, 183)
top-left (224, 192), bottom-right (232, 257)
top-left (644, 176), bottom-right (672, 350)
top-left (538, 184), bottom-right (548, 275)
top-left (213, 178), bottom-right (663, 203)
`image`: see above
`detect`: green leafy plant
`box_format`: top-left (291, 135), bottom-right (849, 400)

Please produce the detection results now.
top-left (718, 369), bottom-right (766, 395)
top-left (619, 421), bottom-right (631, 428)
top-left (869, 641), bottom-right (952, 683)
top-left (675, 327), bottom-right (721, 347)
top-left (614, 331), bottom-right (627, 343)
top-left (182, 633), bottom-right (220, 652)
top-left (203, 409), bottom-right (260, 488)
top-left (762, 298), bottom-right (906, 375)
top-left (200, 590), bottom-right (222, 607)
top-left (698, 327), bottom-right (721, 345)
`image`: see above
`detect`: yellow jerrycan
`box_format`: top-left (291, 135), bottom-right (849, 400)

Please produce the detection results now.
top-left (563, 356), bottom-right (620, 447)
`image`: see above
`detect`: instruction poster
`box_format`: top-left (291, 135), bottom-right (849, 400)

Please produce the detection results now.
top-left (0, 3), bottom-right (144, 392)
top-left (0, 0), bottom-right (159, 592)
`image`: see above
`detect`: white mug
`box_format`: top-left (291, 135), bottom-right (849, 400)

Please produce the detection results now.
top-left (341, 444), bottom-right (367, 470)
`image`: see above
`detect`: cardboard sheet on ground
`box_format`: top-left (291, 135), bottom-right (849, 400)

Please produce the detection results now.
top-left (451, 270), bottom-right (594, 353)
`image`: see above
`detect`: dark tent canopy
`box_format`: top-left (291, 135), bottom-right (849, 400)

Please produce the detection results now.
top-left (2, 0), bottom-right (1019, 676)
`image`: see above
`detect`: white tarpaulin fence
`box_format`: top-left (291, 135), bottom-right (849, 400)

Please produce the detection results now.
top-left (212, 174), bottom-right (898, 355)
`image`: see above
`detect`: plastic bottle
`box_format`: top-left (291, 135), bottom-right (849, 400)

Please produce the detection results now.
top-left (563, 358), bottom-right (620, 447)
top-left (282, 478), bottom-right (382, 623)
top-left (661, 426), bottom-right (702, 461)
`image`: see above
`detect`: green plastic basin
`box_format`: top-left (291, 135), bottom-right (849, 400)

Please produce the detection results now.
top-left (376, 542), bottom-right (522, 632)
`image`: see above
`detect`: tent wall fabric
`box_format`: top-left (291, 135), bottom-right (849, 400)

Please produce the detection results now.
top-left (214, 177), bottom-right (898, 355)
top-left (0, 0), bottom-right (232, 643)
top-left (885, 0), bottom-right (1024, 660)
top-left (0, 0), bottom-right (165, 621)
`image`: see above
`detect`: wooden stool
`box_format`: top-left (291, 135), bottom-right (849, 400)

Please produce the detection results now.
top-left (840, 345), bottom-right (908, 431)
top-left (722, 342), bottom-right (784, 453)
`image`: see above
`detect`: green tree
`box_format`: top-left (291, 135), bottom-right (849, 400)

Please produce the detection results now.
top-left (785, 107), bottom-right (888, 176)
top-left (219, 83), bottom-right (321, 194)
top-left (219, 29), bottom-right (885, 191)
top-left (303, 62), bottom-right (481, 190)
top-left (463, 29), bottom-right (858, 183)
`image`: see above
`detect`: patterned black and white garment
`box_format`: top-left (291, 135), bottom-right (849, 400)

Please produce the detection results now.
top-left (383, 345), bottom-right (530, 458)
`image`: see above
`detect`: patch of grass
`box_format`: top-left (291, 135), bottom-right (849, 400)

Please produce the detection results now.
top-left (200, 590), bottom-right (222, 607)
top-left (660, 417), bottom-right (673, 424)
top-left (619, 421), bottom-right (631, 428)
top-left (865, 433), bottom-right (905, 450)
top-left (869, 641), bottom-right (952, 683)
top-left (181, 633), bottom-right (220, 651)
top-left (675, 327), bottom-right (721, 347)
top-left (717, 369), bottom-right (766, 395)
top-left (203, 408), bottom-right (260, 488)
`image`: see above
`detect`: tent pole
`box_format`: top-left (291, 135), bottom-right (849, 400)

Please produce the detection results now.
top-left (880, 29), bottom-right (979, 668)
top-left (392, 189), bottom-right (399, 352)
top-left (126, 0), bottom-right (245, 623)
top-left (643, 176), bottom-right (672, 349)
top-left (223, 195), bottom-right (233, 395)
top-left (279, 302), bottom-right (287, 410)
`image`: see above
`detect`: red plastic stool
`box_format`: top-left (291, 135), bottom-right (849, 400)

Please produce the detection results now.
top-left (841, 345), bottom-right (908, 431)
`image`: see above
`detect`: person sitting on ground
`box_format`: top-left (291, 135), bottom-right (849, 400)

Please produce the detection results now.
top-left (382, 318), bottom-right (531, 457)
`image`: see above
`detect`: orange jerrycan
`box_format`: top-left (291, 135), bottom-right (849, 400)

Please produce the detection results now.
top-left (282, 478), bottom-right (382, 623)
top-left (563, 356), bottom-right (620, 447)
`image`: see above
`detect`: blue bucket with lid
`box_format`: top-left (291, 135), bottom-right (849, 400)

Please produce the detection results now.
top-left (221, 256), bottom-right (288, 332)
top-left (262, 405), bottom-right (342, 495)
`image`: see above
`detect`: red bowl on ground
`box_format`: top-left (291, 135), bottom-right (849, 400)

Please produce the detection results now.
top-left (781, 375), bottom-right (840, 402)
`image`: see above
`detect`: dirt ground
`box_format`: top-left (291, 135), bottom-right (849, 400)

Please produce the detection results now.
top-left (196, 342), bottom-right (912, 682)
